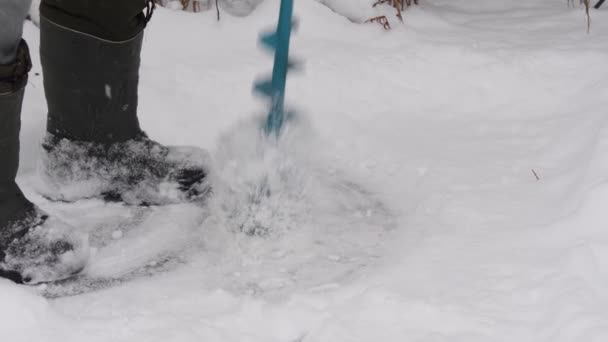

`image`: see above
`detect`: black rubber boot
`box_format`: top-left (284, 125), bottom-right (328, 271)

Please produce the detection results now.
top-left (41, 16), bottom-right (144, 143)
top-left (38, 10), bottom-right (210, 205)
top-left (0, 41), bottom-right (89, 284)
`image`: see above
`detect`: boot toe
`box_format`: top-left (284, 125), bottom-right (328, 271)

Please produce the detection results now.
top-left (40, 134), bottom-right (212, 205)
top-left (2, 212), bottom-right (89, 285)
top-left (163, 145), bottom-right (212, 199)
top-left (166, 145), bottom-right (211, 169)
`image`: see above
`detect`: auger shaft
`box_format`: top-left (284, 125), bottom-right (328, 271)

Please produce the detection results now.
top-left (254, 0), bottom-right (297, 136)
top-left (266, 0), bottom-right (294, 135)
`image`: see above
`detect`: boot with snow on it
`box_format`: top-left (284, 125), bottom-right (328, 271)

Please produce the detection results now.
top-left (0, 40), bottom-right (89, 285)
top-left (37, 4), bottom-right (210, 206)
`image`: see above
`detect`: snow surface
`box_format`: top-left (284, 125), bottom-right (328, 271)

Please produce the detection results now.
top-left (4, 0), bottom-right (608, 340)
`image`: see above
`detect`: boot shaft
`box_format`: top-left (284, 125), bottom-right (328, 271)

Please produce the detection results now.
top-left (0, 39), bottom-right (31, 184)
top-left (0, 89), bottom-right (24, 184)
top-left (0, 41), bottom-right (33, 232)
top-left (41, 17), bottom-right (144, 143)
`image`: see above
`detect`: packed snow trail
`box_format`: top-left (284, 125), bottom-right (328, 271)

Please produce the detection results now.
top-left (2, 0), bottom-right (608, 341)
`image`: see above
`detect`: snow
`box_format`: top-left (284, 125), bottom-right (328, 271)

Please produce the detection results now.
top-left (28, 0), bottom-right (41, 25)
top-left (4, 0), bottom-right (608, 340)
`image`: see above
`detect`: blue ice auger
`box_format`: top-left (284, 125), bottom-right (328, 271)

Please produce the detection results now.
top-left (254, 0), bottom-right (298, 136)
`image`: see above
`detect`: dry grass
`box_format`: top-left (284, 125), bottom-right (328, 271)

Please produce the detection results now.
top-left (366, 0), bottom-right (419, 30)
top-left (569, 0), bottom-right (591, 31)
top-left (365, 15), bottom-right (392, 30)
top-left (154, 0), bottom-right (221, 20)
top-left (181, 0), bottom-right (202, 12)
top-left (153, 0), bottom-right (203, 12)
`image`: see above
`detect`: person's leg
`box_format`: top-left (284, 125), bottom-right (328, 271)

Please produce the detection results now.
top-left (0, 0), bottom-right (34, 283)
top-left (0, 0), bottom-right (31, 182)
top-left (0, 37), bottom-right (33, 260)
top-left (38, 0), bottom-right (210, 205)
top-left (0, 0), bottom-right (88, 284)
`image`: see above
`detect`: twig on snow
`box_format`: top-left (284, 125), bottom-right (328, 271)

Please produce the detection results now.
top-left (532, 169), bottom-right (540, 181)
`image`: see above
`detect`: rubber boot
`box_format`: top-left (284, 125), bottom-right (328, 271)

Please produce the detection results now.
top-left (38, 13), bottom-right (210, 205)
top-left (0, 40), bottom-right (88, 284)
top-left (41, 16), bottom-right (144, 143)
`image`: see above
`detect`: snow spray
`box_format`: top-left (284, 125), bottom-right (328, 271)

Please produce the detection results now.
top-left (254, 0), bottom-right (298, 136)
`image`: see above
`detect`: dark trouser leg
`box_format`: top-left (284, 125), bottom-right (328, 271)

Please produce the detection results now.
top-left (39, 0), bottom-right (154, 143)
top-left (0, 0), bottom-right (31, 64)
top-left (0, 1), bottom-right (34, 231)
top-left (0, 88), bottom-right (34, 233)
top-left (39, 0), bottom-right (150, 42)
top-left (0, 34), bottom-right (88, 284)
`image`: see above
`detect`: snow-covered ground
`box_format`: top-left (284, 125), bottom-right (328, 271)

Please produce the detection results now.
top-left (3, 0), bottom-right (608, 340)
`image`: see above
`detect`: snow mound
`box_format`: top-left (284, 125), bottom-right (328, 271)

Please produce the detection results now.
top-left (219, 0), bottom-right (265, 16)
top-left (196, 116), bottom-right (397, 294)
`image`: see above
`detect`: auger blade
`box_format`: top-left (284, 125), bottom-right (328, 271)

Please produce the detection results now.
top-left (253, 79), bottom-right (274, 97)
top-left (259, 32), bottom-right (278, 51)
